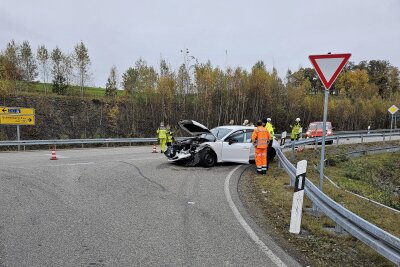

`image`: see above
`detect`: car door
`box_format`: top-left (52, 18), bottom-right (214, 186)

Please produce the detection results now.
top-left (221, 130), bottom-right (252, 163)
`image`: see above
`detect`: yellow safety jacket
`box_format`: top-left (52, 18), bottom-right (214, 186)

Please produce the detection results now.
top-left (167, 130), bottom-right (173, 143)
top-left (265, 122), bottom-right (274, 140)
top-left (157, 127), bottom-right (167, 139)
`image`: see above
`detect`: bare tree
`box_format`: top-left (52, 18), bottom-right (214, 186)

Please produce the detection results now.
top-left (37, 44), bottom-right (49, 93)
top-left (74, 41), bottom-right (91, 97)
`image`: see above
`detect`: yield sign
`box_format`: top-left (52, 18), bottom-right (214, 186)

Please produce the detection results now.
top-left (309, 53), bottom-right (351, 90)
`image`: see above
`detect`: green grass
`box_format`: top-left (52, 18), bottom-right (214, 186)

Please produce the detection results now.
top-left (325, 152), bottom-right (400, 210)
top-left (286, 141), bottom-right (400, 235)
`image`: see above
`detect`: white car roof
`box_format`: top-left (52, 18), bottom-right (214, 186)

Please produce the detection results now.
top-left (215, 125), bottom-right (256, 130)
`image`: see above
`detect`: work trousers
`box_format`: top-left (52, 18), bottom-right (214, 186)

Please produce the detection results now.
top-left (159, 138), bottom-right (167, 152)
top-left (267, 140), bottom-right (273, 170)
top-left (255, 147), bottom-right (267, 175)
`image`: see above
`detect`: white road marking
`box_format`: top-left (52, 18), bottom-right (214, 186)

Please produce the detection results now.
top-left (188, 202), bottom-right (195, 205)
top-left (224, 165), bottom-right (287, 267)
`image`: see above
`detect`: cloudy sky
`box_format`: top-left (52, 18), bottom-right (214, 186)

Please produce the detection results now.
top-left (1, 0), bottom-right (399, 87)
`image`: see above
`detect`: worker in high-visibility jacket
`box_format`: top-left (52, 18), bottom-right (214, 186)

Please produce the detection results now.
top-left (252, 120), bottom-right (270, 175)
top-left (157, 122), bottom-right (167, 153)
top-left (290, 118), bottom-right (302, 141)
top-left (166, 124), bottom-right (174, 147)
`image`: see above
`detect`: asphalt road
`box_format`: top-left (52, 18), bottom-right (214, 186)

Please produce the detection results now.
top-left (0, 146), bottom-right (300, 267)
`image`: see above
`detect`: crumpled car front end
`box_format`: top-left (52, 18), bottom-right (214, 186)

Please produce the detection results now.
top-left (165, 137), bottom-right (210, 166)
top-left (164, 120), bottom-right (216, 166)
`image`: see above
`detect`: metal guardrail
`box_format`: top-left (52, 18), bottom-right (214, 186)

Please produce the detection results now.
top-left (277, 132), bottom-right (400, 265)
top-left (0, 137), bottom-right (190, 147)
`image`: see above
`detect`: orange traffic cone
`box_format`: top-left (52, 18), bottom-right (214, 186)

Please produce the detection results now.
top-left (50, 145), bottom-right (58, 160)
top-left (152, 144), bottom-right (157, 153)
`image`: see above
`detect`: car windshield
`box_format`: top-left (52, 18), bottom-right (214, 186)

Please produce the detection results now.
top-left (210, 127), bottom-right (232, 140)
top-left (309, 122), bottom-right (332, 130)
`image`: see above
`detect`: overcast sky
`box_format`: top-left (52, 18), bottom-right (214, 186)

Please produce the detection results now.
top-left (1, 0), bottom-right (399, 87)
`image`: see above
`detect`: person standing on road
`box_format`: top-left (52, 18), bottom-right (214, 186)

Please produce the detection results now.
top-left (252, 120), bottom-right (270, 175)
top-left (166, 124), bottom-right (174, 147)
top-left (157, 122), bottom-right (167, 153)
top-left (290, 118), bottom-right (302, 141)
top-left (264, 118), bottom-right (275, 170)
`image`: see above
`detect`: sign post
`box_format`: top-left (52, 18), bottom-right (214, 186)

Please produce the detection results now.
top-left (309, 53), bottom-right (351, 191)
top-left (0, 106), bottom-right (35, 151)
top-left (388, 105), bottom-right (399, 141)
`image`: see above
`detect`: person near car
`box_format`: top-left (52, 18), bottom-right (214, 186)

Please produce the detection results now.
top-left (166, 124), bottom-right (174, 147)
top-left (229, 119), bottom-right (235, 125)
top-left (252, 120), bottom-right (270, 175)
top-left (290, 118), bottom-right (302, 141)
top-left (264, 118), bottom-right (275, 170)
top-left (157, 122), bottom-right (167, 153)
top-left (243, 119), bottom-right (249, 126)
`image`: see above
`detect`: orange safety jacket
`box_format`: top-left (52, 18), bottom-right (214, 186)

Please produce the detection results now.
top-left (252, 126), bottom-right (270, 149)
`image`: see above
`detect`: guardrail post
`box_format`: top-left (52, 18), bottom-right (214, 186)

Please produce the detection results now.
top-left (336, 136), bottom-right (339, 146)
top-left (315, 138), bottom-right (318, 150)
top-left (361, 134), bottom-right (364, 144)
top-left (383, 132), bottom-right (385, 141)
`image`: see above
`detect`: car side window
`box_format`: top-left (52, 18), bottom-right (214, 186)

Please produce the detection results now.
top-left (244, 130), bottom-right (253, 143)
top-left (227, 131), bottom-right (245, 143)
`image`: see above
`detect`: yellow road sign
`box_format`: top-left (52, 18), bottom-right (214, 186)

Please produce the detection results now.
top-left (0, 106), bottom-right (35, 115)
top-left (0, 115), bottom-right (35, 125)
top-left (388, 105), bottom-right (399, 115)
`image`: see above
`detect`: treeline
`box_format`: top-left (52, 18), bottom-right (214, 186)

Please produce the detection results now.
top-left (1, 40), bottom-right (399, 140)
top-left (0, 40), bottom-right (90, 96)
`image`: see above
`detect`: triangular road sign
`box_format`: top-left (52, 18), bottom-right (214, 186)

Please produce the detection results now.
top-left (309, 53), bottom-right (351, 90)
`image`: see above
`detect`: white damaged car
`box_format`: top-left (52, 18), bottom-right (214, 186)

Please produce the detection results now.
top-left (165, 120), bottom-right (279, 167)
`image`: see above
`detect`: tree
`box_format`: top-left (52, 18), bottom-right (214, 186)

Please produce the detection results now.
top-left (37, 44), bottom-right (49, 93)
top-left (51, 46), bottom-right (63, 78)
top-left (122, 59), bottom-right (157, 94)
top-left (51, 47), bottom-right (70, 95)
top-left (74, 41), bottom-right (91, 97)
top-left (52, 74), bottom-right (68, 95)
top-left (19, 40), bottom-right (37, 82)
top-left (105, 65), bottom-right (118, 98)
top-left (3, 40), bottom-right (22, 84)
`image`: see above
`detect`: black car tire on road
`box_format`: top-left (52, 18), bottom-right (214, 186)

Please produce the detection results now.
top-left (200, 147), bottom-right (217, 167)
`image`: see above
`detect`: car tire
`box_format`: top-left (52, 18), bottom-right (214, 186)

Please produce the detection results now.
top-left (200, 147), bottom-right (217, 168)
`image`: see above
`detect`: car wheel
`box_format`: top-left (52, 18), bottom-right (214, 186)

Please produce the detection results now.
top-left (200, 148), bottom-right (217, 168)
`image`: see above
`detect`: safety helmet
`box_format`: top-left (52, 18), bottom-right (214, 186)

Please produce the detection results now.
top-left (295, 118), bottom-right (300, 122)
top-left (267, 118), bottom-right (271, 122)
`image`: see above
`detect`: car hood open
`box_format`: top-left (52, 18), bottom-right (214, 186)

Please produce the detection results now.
top-left (178, 120), bottom-right (213, 136)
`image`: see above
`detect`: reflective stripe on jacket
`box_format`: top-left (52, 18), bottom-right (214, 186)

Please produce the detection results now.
top-left (251, 126), bottom-right (270, 149)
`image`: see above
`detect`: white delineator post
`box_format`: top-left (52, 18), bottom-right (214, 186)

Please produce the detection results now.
top-left (289, 160), bottom-right (307, 234)
top-left (280, 131), bottom-right (287, 147)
